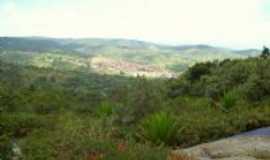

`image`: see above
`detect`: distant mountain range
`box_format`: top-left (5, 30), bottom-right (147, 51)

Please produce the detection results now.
top-left (0, 37), bottom-right (260, 77)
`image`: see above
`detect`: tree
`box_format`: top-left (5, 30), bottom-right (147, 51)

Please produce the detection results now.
top-left (187, 62), bottom-right (214, 81)
top-left (261, 46), bottom-right (270, 59)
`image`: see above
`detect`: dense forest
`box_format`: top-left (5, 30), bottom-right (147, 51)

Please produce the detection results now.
top-left (0, 43), bottom-right (270, 159)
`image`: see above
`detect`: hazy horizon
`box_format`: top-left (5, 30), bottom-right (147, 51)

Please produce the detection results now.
top-left (0, 35), bottom-right (263, 51)
top-left (1, 0), bottom-right (270, 49)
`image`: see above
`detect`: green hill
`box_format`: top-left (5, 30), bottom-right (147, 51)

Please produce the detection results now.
top-left (0, 37), bottom-right (260, 77)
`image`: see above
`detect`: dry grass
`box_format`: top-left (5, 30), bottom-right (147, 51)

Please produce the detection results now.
top-left (168, 152), bottom-right (197, 160)
top-left (116, 142), bottom-right (127, 152)
top-left (86, 151), bottom-right (104, 160)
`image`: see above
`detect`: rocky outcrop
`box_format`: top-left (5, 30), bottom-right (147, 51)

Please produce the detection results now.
top-left (171, 136), bottom-right (270, 160)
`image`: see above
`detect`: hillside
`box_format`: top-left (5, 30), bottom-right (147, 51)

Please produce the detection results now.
top-left (0, 37), bottom-right (260, 77)
top-left (1, 48), bottom-right (270, 160)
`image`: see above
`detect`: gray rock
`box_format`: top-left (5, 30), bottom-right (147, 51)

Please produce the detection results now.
top-left (171, 136), bottom-right (270, 160)
top-left (11, 141), bottom-right (23, 160)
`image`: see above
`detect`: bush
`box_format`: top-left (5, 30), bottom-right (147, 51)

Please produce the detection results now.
top-left (221, 90), bottom-right (238, 110)
top-left (96, 101), bottom-right (114, 117)
top-left (0, 134), bottom-right (13, 160)
top-left (0, 113), bottom-right (49, 138)
top-left (186, 62), bottom-right (215, 81)
top-left (139, 112), bottom-right (178, 145)
top-left (33, 104), bottom-right (59, 114)
top-left (242, 69), bottom-right (270, 102)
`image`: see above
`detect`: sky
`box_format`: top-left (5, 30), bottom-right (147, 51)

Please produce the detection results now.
top-left (0, 0), bottom-right (269, 49)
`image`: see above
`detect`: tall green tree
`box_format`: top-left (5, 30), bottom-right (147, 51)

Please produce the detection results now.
top-left (261, 46), bottom-right (270, 59)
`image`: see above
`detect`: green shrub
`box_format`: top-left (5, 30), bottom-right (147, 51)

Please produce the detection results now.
top-left (242, 72), bottom-right (270, 102)
top-left (33, 104), bottom-right (59, 114)
top-left (21, 133), bottom-right (55, 160)
top-left (221, 90), bottom-right (238, 110)
top-left (0, 134), bottom-right (13, 160)
top-left (96, 101), bottom-right (114, 117)
top-left (186, 62), bottom-right (215, 81)
top-left (0, 113), bottom-right (49, 138)
top-left (139, 112), bottom-right (177, 145)
top-left (126, 78), bottom-right (165, 121)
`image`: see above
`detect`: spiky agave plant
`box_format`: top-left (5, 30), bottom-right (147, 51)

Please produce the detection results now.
top-left (140, 112), bottom-right (178, 145)
top-left (221, 90), bottom-right (238, 110)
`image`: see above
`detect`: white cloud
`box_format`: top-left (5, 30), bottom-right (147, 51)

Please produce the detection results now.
top-left (0, 0), bottom-right (269, 48)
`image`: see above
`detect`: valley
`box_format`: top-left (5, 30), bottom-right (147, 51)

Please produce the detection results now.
top-left (0, 37), bottom-right (260, 77)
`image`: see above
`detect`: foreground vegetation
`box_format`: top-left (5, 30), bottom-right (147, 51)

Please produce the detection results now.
top-left (0, 48), bottom-right (270, 160)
